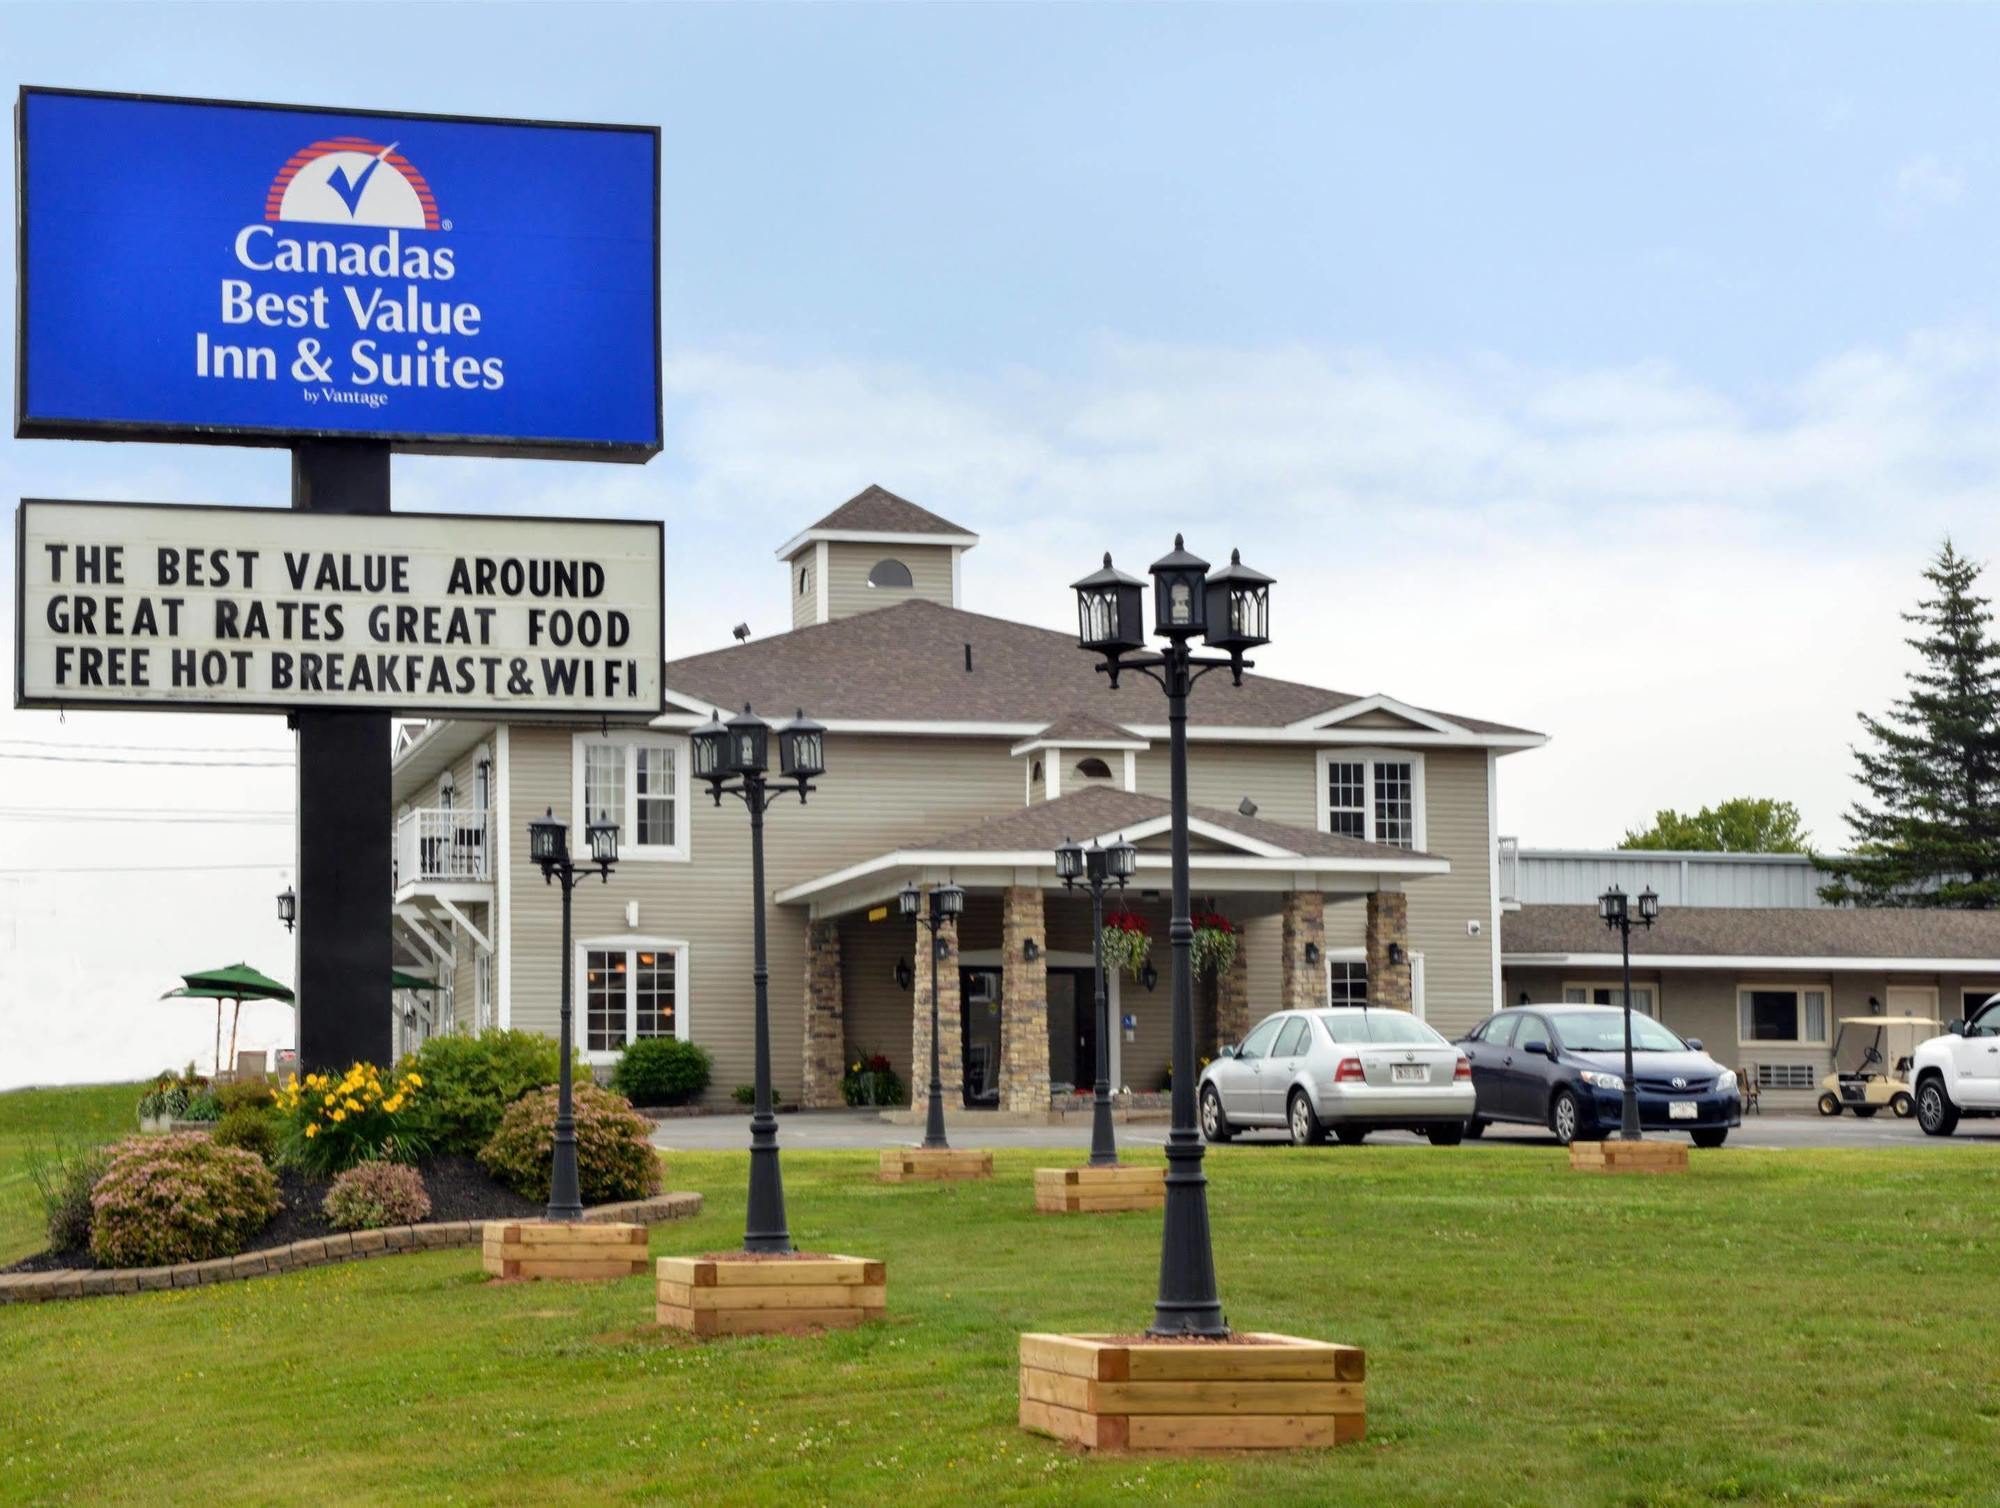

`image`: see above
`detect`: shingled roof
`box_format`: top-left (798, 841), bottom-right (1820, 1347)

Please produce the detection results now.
top-left (918, 785), bottom-right (1440, 862)
top-left (800, 484), bottom-right (973, 539)
top-left (665, 598), bottom-right (1540, 736)
top-left (1504, 904), bottom-right (2000, 961)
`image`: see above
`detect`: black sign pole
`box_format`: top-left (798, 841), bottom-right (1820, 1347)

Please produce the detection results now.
top-left (290, 440), bottom-right (393, 1071)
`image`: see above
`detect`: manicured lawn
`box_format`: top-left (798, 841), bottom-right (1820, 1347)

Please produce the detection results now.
top-left (0, 1082), bottom-right (144, 1265)
top-left (3, 1088), bottom-right (1998, 1504)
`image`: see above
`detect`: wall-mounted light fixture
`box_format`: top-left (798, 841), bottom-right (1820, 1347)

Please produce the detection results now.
top-left (1141, 961), bottom-right (1159, 992)
top-left (1303, 941), bottom-right (1320, 965)
top-left (894, 958), bottom-right (913, 991)
top-left (1388, 942), bottom-right (1405, 966)
top-left (1024, 938), bottom-right (1042, 962)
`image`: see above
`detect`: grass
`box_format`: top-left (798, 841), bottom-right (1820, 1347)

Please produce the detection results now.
top-left (3, 1087), bottom-right (1999, 1505)
top-left (0, 1082), bottom-right (144, 1265)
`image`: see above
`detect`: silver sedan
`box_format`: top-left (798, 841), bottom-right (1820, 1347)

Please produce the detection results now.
top-left (1198, 1007), bottom-right (1476, 1146)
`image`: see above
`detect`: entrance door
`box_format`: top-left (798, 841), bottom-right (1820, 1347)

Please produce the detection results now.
top-left (1048, 968), bottom-right (1096, 1093)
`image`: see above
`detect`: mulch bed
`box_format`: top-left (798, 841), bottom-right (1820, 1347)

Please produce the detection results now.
top-left (5, 1153), bottom-right (542, 1275)
top-left (695, 1250), bottom-right (839, 1262)
top-left (1092, 1332), bottom-right (1278, 1345)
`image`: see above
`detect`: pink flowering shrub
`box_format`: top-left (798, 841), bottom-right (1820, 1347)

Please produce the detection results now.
top-left (89, 1134), bottom-right (281, 1267)
top-left (322, 1160), bottom-right (432, 1231)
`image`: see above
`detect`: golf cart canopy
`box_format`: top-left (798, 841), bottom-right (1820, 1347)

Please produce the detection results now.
top-left (1835, 1015), bottom-right (1942, 1028)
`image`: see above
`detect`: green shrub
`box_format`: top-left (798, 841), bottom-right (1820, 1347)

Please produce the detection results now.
top-left (217, 1079), bottom-right (277, 1114)
top-left (397, 1029), bottom-right (566, 1154)
top-left (612, 1037), bottom-right (711, 1107)
top-left (89, 1134), bottom-right (280, 1267)
top-left (212, 1106), bottom-right (278, 1163)
top-left (732, 1084), bottom-right (756, 1106)
top-left (179, 1090), bottom-right (222, 1124)
top-left (842, 1053), bottom-right (903, 1108)
top-left (479, 1083), bottom-right (661, 1206)
top-left (273, 1063), bottom-right (427, 1176)
top-left (25, 1141), bottom-right (111, 1254)
top-left (323, 1161), bottom-right (431, 1231)
top-left (137, 1065), bottom-right (210, 1122)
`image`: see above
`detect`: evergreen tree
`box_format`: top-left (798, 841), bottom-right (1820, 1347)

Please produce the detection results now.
top-left (1819, 539), bottom-right (2000, 907)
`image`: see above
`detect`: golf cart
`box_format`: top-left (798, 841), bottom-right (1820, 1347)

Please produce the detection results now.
top-left (1818, 1014), bottom-right (1942, 1118)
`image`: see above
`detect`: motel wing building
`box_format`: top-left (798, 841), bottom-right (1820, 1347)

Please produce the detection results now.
top-left (386, 487), bottom-right (1546, 1111)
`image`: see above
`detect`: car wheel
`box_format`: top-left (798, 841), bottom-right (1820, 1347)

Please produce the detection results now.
top-left (1852, 1106), bottom-right (1879, 1119)
top-left (1817, 1093), bottom-right (1842, 1116)
top-left (1199, 1085), bottom-right (1234, 1144)
top-left (1917, 1079), bottom-right (1960, 1137)
top-left (1549, 1089), bottom-right (1585, 1146)
top-left (1288, 1090), bottom-right (1327, 1146)
top-left (1891, 1091), bottom-right (1915, 1119)
top-left (1691, 1129), bottom-right (1728, 1149)
top-left (1333, 1126), bottom-right (1367, 1146)
top-left (1426, 1122), bottom-right (1464, 1147)
top-left (1463, 1118), bottom-right (1487, 1139)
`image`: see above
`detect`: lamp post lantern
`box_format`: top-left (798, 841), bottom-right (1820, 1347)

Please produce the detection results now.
top-left (276, 884), bottom-right (297, 934)
top-left (695, 705), bottom-right (824, 1253)
top-left (1597, 883), bottom-right (1661, 1140)
top-left (1071, 535), bottom-right (1271, 1338)
top-left (1057, 834), bottom-right (1138, 1167)
top-left (528, 804), bottom-right (619, 1220)
top-left (899, 878), bottom-right (965, 1149)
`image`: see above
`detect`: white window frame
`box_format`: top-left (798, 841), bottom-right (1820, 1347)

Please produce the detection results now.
top-left (1314, 748), bottom-right (1427, 850)
top-left (474, 953), bottom-right (492, 1032)
top-left (1562, 979), bottom-right (1660, 1018)
top-left (1323, 946), bottom-right (1367, 1006)
top-left (1736, 982), bottom-right (1831, 1047)
top-left (575, 935), bottom-right (691, 1064)
top-left (572, 733), bottom-right (691, 862)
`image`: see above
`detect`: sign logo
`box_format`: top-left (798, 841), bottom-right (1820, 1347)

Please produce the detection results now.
top-left (1671, 1076), bottom-right (1688, 1089)
top-left (265, 137), bottom-right (441, 231)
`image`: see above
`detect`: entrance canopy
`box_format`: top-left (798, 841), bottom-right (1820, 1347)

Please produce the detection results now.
top-left (775, 786), bottom-right (1448, 918)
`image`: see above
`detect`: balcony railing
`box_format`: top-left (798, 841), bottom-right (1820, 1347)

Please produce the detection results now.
top-left (395, 806), bottom-right (490, 887)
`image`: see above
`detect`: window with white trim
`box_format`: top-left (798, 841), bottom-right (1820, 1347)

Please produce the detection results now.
top-left (581, 940), bottom-right (688, 1057)
top-left (574, 735), bottom-right (690, 861)
top-left (1737, 986), bottom-right (1828, 1045)
top-left (1316, 750), bottom-right (1425, 849)
top-left (1562, 981), bottom-right (1658, 1017)
top-left (474, 954), bottom-right (492, 1031)
top-left (1328, 960), bottom-right (1368, 1005)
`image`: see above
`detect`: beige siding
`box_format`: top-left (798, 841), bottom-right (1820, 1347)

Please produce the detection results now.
top-left (823, 541), bottom-right (954, 620)
top-left (788, 553), bottom-right (816, 630)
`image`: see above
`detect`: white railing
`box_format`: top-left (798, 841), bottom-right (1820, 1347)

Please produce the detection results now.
top-left (395, 806), bottom-right (490, 887)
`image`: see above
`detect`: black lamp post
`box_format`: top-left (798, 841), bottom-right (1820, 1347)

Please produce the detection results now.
top-left (1055, 834), bottom-right (1138, 1167)
top-left (692, 704), bottom-right (824, 1253)
top-left (1071, 536), bottom-right (1271, 1338)
top-left (528, 804), bottom-right (619, 1220)
top-left (898, 878), bottom-right (965, 1150)
top-left (1597, 883), bottom-right (1660, 1140)
top-left (276, 884), bottom-right (297, 934)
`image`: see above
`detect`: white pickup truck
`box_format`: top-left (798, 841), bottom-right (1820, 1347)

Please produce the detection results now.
top-left (1912, 993), bottom-right (2000, 1136)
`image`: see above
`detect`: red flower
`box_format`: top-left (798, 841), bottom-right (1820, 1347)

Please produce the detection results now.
top-left (868, 1053), bottom-right (892, 1071)
top-left (1104, 910), bottom-right (1152, 935)
top-left (1192, 911), bottom-right (1235, 934)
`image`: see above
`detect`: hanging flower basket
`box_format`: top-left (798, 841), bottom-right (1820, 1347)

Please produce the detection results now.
top-left (1101, 909), bottom-right (1153, 980)
top-left (1190, 910), bottom-right (1238, 978)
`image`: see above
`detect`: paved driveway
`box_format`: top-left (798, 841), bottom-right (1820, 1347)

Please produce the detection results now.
top-left (652, 1108), bottom-right (2000, 1153)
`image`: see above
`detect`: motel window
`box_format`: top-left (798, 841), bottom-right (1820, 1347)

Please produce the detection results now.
top-left (1562, 982), bottom-right (1658, 1018)
top-left (1737, 987), bottom-right (1829, 1045)
top-left (1317, 751), bottom-right (1425, 849)
top-left (581, 941), bottom-right (688, 1058)
top-left (574, 734), bottom-right (691, 861)
top-left (1328, 960), bottom-right (1368, 1006)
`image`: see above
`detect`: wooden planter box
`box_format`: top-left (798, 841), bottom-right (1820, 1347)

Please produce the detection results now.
top-left (1034, 1165), bottom-right (1165, 1214)
top-left (656, 1254), bottom-right (886, 1336)
top-left (1568, 1139), bottom-right (1689, 1174)
top-left (878, 1147), bottom-right (993, 1183)
top-left (1019, 1332), bottom-right (1365, 1452)
top-left (481, 1220), bottom-right (649, 1280)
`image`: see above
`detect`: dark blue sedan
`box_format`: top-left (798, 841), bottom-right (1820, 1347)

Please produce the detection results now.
top-left (1455, 1005), bottom-right (1742, 1147)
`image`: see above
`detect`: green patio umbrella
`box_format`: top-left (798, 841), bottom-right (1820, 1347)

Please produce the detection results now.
top-left (164, 963), bottom-right (295, 1077)
top-left (392, 970), bottom-right (441, 992)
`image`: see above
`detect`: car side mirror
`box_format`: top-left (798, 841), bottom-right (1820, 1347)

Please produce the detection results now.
top-left (1219, 1043), bottom-right (1238, 1058)
top-left (1529, 1040), bottom-right (1553, 1058)
top-left (1949, 1019), bottom-right (1967, 1036)
top-left (1686, 1038), bottom-right (1704, 1053)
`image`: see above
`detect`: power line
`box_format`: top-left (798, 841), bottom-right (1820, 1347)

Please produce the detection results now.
top-left (0, 751), bottom-right (295, 767)
top-left (0, 738), bottom-right (294, 755)
top-left (0, 806), bottom-right (293, 818)
top-left (0, 811), bottom-right (294, 824)
top-left (0, 861), bottom-right (292, 875)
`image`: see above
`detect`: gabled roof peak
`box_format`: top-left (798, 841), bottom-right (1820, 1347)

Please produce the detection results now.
top-left (776, 485), bottom-right (977, 561)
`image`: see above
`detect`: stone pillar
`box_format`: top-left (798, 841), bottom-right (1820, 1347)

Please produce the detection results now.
top-left (801, 919), bottom-right (845, 1109)
top-left (999, 886), bottom-right (1051, 1114)
top-left (1216, 935), bottom-right (1250, 1049)
top-left (1279, 891), bottom-right (1327, 1009)
top-left (1367, 890), bottom-right (1412, 1011)
top-left (910, 896), bottom-right (961, 1121)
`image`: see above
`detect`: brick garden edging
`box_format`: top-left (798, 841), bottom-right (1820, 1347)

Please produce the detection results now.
top-left (0, 1191), bottom-right (703, 1305)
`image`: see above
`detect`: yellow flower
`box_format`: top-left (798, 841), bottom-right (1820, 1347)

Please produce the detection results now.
top-left (406, 1072), bottom-right (423, 1087)
top-left (383, 1095), bottom-right (403, 1114)
top-left (344, 1097), bottom-right (361, 1112)
top-left (323, 1094), bottom-right (337, 1108)
top-left (331, 1108), bottom-right (347, 1123)
top-left (304, 1124), bottom-right (318, 1138)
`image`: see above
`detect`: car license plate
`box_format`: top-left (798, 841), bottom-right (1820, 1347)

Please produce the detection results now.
top-left (1669, 1101), bottom-right (1698, 1120)
top-left (1392, 1064), bottom-right (1426, 1084)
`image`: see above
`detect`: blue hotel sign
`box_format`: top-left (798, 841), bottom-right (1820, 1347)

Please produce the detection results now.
top-left (15, 88), bottom-right (661, 459)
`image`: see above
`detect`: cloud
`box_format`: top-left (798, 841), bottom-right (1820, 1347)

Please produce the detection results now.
top-left (9, 327), bottom-right (2000, 1084)
top-left (1891, 154), bottom-right (1967, 218)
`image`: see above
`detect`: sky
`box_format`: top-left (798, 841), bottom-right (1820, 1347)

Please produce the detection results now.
top-left (7, 2), bottom-right (2000, 1086)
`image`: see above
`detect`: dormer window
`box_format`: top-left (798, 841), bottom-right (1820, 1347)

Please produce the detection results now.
top-left (799, 566), bottom-right (810, 596)
top-left (1074, 757), bottom-right (1113, 782)
top-left (867, 558), bottom-right (914, 589)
